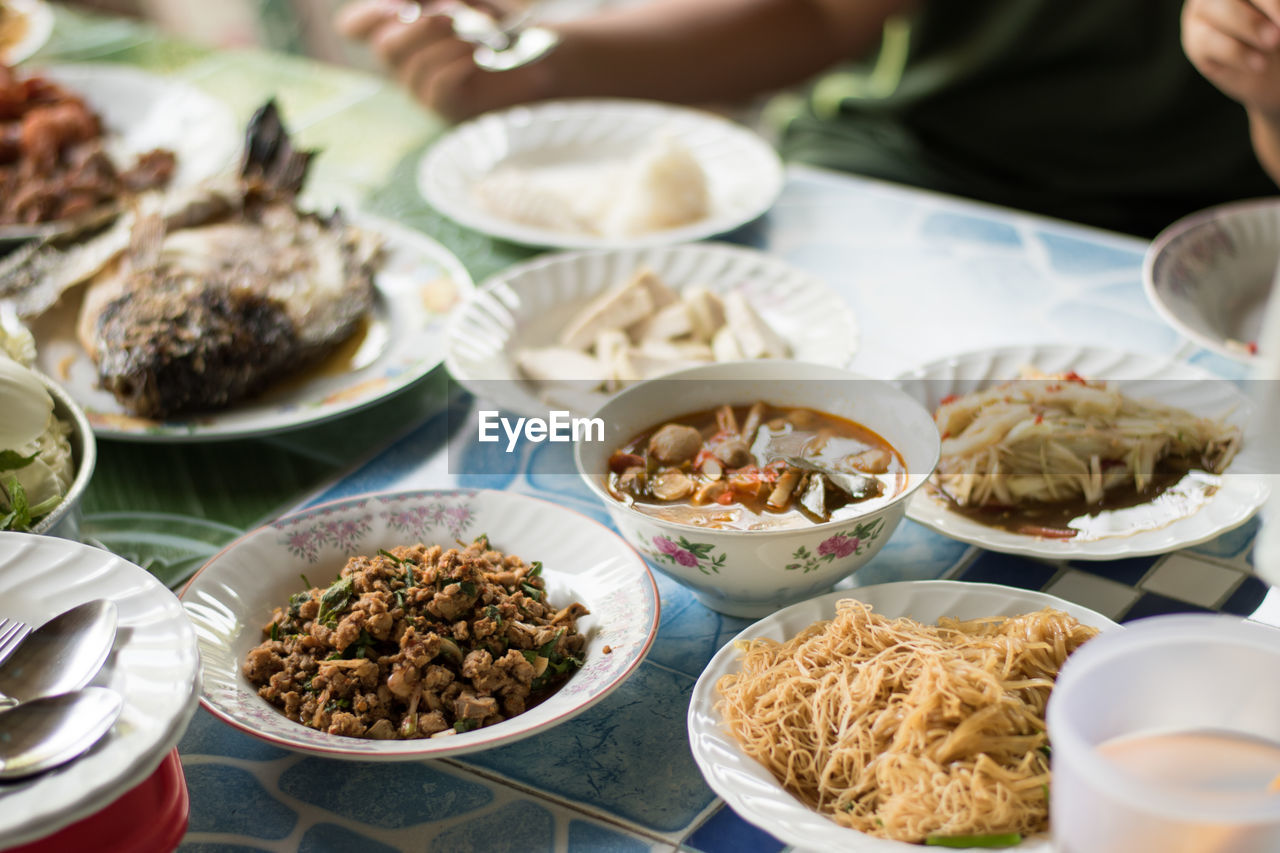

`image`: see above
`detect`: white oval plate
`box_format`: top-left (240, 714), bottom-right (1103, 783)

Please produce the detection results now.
top-left (446, 242), bottom-right (858, 418)
top-left (897, 344), bottom-right (1269, 559)
top-left (688, 579), bottom-right (1120, 853)
top-left (181, 488), bottom-right (660, 759)
top-left (29, 214), bottom-right (473, 441)
top-left (0, 63), bottom-right (241, 243)
top-left (0, 532), bottom-right (201, 849)
top-left (418, 99), bottom-right (783, 249)
top-left (1, 0), bottom-right (54, 66)
top-left (1144, 198), bottom-right (1280, 363)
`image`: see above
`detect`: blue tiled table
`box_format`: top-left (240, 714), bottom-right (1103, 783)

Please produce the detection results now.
top-left (175, 165), bottom-right (1279, 853)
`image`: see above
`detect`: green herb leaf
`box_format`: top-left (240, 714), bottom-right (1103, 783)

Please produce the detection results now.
top-left (521, 582), bottom-right (543, 601)
top-left (485, 604), bottom-right (502, 627)
top-left (520, 649), bottom-right (539, 665)
top-left (454, 718), bottom-right (480, 733)
top-left (269, 622), bottom-right (279, 642)
top-left (537, 629), bottom-right (564, 658)
top-left (342, 629), bottom-right (376, 660)
top-left (0, 450), bottom-right (37, 471)
top-left (458, 580), bottom-right (478, 597)
top-left (317, 576), bottom-right (355, 624)
top-left (378, 548), bottom-right (404, 565)
top-left (1, 476), bottom-right (31, 531)
top-left (474, 533), bottom-right (489, 550)
top-left (925, 833), bottom-right (1023, 848)
top-left (300, 573), bottom-right (313, 590)
top-left (528, 561), bottom-right (543, 578)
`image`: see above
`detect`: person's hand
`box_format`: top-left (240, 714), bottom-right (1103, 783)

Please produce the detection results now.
top-left (1183, 0), bottom-right (1280, 116)
top-left (335, 0), bottom-right (551, 121)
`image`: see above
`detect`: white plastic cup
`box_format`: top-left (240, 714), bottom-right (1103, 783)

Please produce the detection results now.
top-left (1047, 614), bottom-right (1280, 853)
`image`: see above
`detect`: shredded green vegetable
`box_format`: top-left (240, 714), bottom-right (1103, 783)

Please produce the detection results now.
top-left (925, 833), bottom-right (1023, 848)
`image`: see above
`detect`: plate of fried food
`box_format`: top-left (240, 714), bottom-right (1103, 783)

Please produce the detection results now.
top-left (1, 100), bottom-right (472, 441)
top-left (0, 63), bottom-right (239, 242)
top-left (419, 99), bottom-right (784, 249)
top-left (0, 0), bottom-right (53, 66)
top-left (688, 579), bottom-right (1119, 851)
top-left (897, 344), bottom-right (1269, 559)
top-left (180, 488), bottom-right (660, 759)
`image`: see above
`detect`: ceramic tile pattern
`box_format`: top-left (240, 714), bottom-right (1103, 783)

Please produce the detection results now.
top-left (34, 12), bottom-right (1277, 852)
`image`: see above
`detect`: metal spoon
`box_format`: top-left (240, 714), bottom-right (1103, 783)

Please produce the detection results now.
top-left (0, 687), bottom-right (123, 781)
top-left (399, 2), bottom-right (560, 71)
top-left (0, 600), bottom-right (118, 708)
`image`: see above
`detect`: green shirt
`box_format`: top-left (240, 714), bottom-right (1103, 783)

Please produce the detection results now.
top-left (778, 1), bottom-right (1275, 236)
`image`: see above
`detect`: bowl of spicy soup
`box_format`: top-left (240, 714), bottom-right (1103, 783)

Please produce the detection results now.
top-left (575, 361), bottom-right (940, 616)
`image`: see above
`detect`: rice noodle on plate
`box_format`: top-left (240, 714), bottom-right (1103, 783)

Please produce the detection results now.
top-left (714, 600), bottom-right (1097, 843)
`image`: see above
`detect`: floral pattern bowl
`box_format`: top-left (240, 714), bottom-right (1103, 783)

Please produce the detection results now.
top-left (575, 361), bottom-right (941, 617)
top-left (179, 489), bottom-right (660, 759)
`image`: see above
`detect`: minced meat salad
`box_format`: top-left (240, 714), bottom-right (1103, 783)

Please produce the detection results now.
top-left (243, 536), bottom-right (588, 739)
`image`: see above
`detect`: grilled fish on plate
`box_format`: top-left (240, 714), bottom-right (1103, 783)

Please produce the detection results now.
top-left (0, 100), bottom-right (383, 419)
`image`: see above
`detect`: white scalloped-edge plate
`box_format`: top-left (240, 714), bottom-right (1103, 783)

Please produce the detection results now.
top-left (0, 532), bottom-right (201, 849)
top-left (1, 0), bottom-right (54, 66)
top-left (445, 241), bottom-right (858, 418)
top-left (181, 488), bottom-right (660, 759)
top-left (896, 344), bottom-right (1269, 559)
top-left (30, 213), bottom-right (473, 441)
top-left (418, 98), bottom-right (783, 249)
top-left (0, 63), bottom-right (241, 243)
top-left (1144, 198), bottom-right (1280, 363)
top-left (688, 580), bottom-right (1121, 853)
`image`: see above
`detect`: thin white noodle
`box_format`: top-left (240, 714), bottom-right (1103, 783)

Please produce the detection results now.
top-left (715, 601), bottom-right (1097, 842)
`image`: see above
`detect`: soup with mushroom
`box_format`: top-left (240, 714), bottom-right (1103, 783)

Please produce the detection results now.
top-left (606, 402), bottom-right (906, 530)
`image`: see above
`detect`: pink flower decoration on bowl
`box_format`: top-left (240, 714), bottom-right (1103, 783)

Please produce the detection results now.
top-left (818, 534), bottom-right (859, 559)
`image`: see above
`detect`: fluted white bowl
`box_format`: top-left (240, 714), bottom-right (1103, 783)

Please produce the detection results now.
top-left (180, 489), bottom-right (659, 759)
top-left (688, 580), bottom-right (1120, 852)
top-left (898, 344), bottom-right (1269, 560)
top-left (446, 241), bottom-right (859, 419)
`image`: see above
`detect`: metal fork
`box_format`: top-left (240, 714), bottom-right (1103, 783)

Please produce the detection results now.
top-left (0, 616), bottom-right (31, 668)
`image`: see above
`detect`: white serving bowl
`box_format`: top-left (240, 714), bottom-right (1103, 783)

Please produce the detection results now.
top-left (575, 361), bottom-right (940, 617)
top-left (28, 371), bottom-right (96, 540)
top-left (688, 580), bottom-right (1120, 852)
top-left (1144, 198), bottom-right (1280, 362)
top-left (445, 241), bottom-right (859, 419)
top-left (180, 488), bottom-right (660, 759)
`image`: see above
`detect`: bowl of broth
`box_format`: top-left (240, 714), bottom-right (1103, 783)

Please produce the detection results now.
top-left (575, 360), bottom-right (940, 616)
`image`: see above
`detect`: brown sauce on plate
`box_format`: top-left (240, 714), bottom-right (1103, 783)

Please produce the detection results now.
top-left (935, 457), bottom-right (1219, 541)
